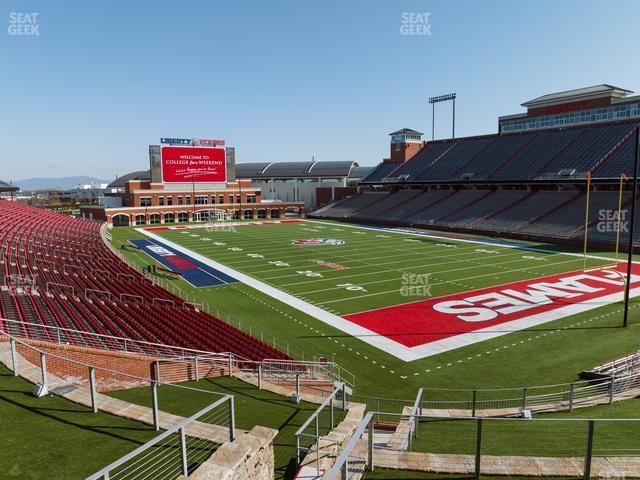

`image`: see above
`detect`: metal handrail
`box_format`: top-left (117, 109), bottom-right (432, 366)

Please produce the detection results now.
top-left (86, 394), bottom-right (233, 480)
top-left (295, 383), bottom-right (347, 438)
top-left (324, 412), bottom-right (374, 479)
top-left (0, 318), bottom-right (352, 387)
top-left (1, 317), bottom-right (232, 359)
top-left (2, 329), bottom-right (230, 398)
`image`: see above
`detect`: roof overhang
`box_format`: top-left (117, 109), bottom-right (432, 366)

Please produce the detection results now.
top-left (522, 84), bottom-right (633, 109)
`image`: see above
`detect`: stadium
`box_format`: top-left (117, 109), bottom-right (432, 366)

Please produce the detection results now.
top-left (2, 81), bottom-right (640, 480)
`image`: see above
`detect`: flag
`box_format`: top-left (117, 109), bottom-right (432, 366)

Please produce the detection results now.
top-left (622, 172), bottom-right (629, 181)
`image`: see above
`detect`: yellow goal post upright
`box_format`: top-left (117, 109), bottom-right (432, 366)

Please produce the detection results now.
top-left (582, 171), bottom-right (628, 285)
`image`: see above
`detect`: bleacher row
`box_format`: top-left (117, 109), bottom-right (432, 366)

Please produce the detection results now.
top-left (363, 119), bottom-right (639, 183)
top-left (0, 199), bottom-right (289, 361)
top-left (313, 188), bottom-right (639, 246)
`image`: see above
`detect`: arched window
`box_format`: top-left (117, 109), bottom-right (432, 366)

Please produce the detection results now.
top-left (177, 211), bottom-right (189, 223)
top-left (134, 214), bottom-right (147, 225)
top-left (164, 213), bottom-right (174, 223)
top-left (112, 214), bottom-right (130, 227)
top-left (149, 213), bottom-right (160, 224)
top-left (243, 209), bottom-right (254, 219)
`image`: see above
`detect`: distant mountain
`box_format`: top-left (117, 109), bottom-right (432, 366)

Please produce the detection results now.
top-left (14, 176), bottom-right (111, 191)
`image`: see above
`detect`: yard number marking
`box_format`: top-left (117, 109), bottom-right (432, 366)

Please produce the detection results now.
top-left (337, 283), bottom-right (367, 292)
top-left (296, 270), bottom-right (323, 278)
top-left (522, 255), bottom-right (547, 261)
top-left (269, 261), bottom-right (290, 267)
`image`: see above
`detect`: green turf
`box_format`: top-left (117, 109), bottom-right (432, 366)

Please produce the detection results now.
top-left (413, 399), bottom-right (640, 457)
top-left (150, 220), bottom-right (610, 314)
top-left (110, 220), bottom-right (640, 399)
top-left (365, 400), bottom-right (640, 478)
top-left (0, 364), bottom-right (159, 480)
top-left (106, 375), bottom-right (346, 480)
top-left (6, 217), bottom-right (640, 479)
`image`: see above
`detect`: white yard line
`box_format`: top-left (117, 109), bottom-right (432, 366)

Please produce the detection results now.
top-left (401, 285), bottom-right (640, 361)
top-left (141, 222), bottom-right (634, 362)
top-left (253, 242), bottom-right (509, 277)
top-left (303, 220), bottom-right (617, 262)
top-left (304, 255), bottom-right (583, 299)
top-left (139, 228), bottom-right (415, 360)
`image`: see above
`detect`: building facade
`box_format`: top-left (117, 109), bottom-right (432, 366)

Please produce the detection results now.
top-left (81, 139), bottom-right (305, 226)
top-left (236, 160), bottom-right (372, 209)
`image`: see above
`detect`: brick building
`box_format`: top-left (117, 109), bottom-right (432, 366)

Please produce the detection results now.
top-left (80, 139), bottom-right (305, 226)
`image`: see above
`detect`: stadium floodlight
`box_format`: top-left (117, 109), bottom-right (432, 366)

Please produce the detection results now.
top-left (428, 92), bottom-right (457, 140)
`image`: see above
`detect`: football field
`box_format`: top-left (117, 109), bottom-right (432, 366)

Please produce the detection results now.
top-left (133, 219), bottom-right (640, 362)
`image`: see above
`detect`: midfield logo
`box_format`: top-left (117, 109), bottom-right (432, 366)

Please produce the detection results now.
top-left (292, 238), bottom-right (345, 246)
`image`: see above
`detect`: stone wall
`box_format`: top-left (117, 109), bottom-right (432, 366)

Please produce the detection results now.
top-left (179, 425), bottom-right (278, 480)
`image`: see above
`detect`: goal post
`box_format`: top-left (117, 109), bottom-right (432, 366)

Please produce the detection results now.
top-left (583, 171), bottom-right (628, 270)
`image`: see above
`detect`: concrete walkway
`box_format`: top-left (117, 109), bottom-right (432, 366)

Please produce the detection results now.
top-left (0, 341), bottom-right (242, 444)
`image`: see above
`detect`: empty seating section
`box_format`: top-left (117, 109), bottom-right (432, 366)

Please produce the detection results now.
top-left (421, 137), bottom-right (495, 181)
top-left (315, 187), bottom-right (640, 246)
top-left (522, 191), bottom-right (631, 239)
top-left (313, 191), bottom-right (390, 218)
top-left (539, 123), bottom-right (638, 176)
top-left (313, 119), bottom-right (640, 246)
top-left (445, 190), bottom-right (529, 226)
top-left (377, 190), bottom-right (451, 222)
top-left (390, 141), bottom-right (456, 180)
top-left (411, 190), bottom-right (490, 224)
top-left (351, 190), bottom-right (422, 219)
top-left (594, 129), bottom-right (638, 178)
top-left (360, 162), bottom-right (401, 183)
top-left (476, 191), bottom-right (571, 232)
top-left (500, 128), bottom-right (582, 180)
top-left (585, 193), bottom-right (640, 245)
top-left (450, 133), bottom-right (536, 180)
top-left (359, 119), bottom-right (639, 184)
top-left (0, 200), bottom-right (288, 361)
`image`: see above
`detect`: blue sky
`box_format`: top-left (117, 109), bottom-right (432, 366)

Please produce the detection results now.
top-left (1, 0), bottom-right (639, 181)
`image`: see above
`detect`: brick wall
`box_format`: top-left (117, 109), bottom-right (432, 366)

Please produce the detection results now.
top-left (14, 340), bottom-right (230, 392)
top-left (16, 340), bottom-right (156, 391)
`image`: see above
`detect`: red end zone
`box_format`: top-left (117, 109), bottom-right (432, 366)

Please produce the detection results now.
top-left (344, 264), bottom-right (640, 350)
